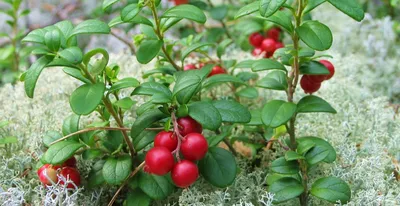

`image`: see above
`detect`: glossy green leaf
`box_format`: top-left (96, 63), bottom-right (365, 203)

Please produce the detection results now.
top-left (114, 97), bottom-right (135, 110)
top-left (235, 60), bottom-right (256, 69)
top-left (298, 137), bottom-right (336, 165)
top-left (88, 160), bottom-right (105, 188)
top-left (235, 87), bottom-right (259, 99)
top-left (304, 0), bottom-right (326, 13)
top-left (235, 1), bottom-right (259, 19)
top-left (130, 109), bottom-right (168, 141)
top-left (257, 71), bottom-right (288, 91)
top-left (43, 141), bottom-right (84, 164)
top-left (266, 173), bottom-right (301, 185)
top-left (299, 61), bottom-right (330, 75)
top-left (202, 74), bottom-right (246, 89)
top-left (271, 157), bottom-right (299, 174)
top-left (137, 40), bottom-right (163, 64)
top-left (58, 47), bottom-right (83, 64)
top-left (210, 5), bottom-right (228, 20)
top-left (173, 67), bottom-right (211, 104)
top-left (70, 82), bottom-right (105, 115)
top-left (22, 29), bottom-right (46, 44)
top-left (131, 82), bottom-right (172, 103)
top-left (199, 147), bottom-right (237, 188)
top-left (103, 155), bottom-right (132, 185)
top-left (139, 173), bottom-right (174, 200)
top-left (109, 15), bottom-right (153, 27)
top-left (212, 100), bottom-right (251, 123)
top-left (311, 177), bottom-right (351, 204)
top-left (269, 178), bottom-right (304, 203)
top-left (133, 130), bottom-right (158, 151)
top-left (181, 42), bottom-right (214, 61)
top-left (109, 77), bottom-right (140, 92)
top-left (247, 109), bottom-right (263, 126)
top-left (285, 151), bottom-right (305, 161)
top-left (63, 67), bottom-right (91, 84)
top-left (62, 114), bottom-right (80, 142)
top-left (69, 19), bottom-right (110, 40)
top-left (121, 3), bottom-right (141, 22)
top-left (260, 0), bottom-right (287, 18)
top-left (125, 189), bottom-right (151, 206)
top-left (42, 131), bottom-right (63, 147)
top-left (297, 139), bottom-right (316, 155)
top-left (188, 101), bottom-right (222, 131)
top-left (327, 0), bottom-right (365, 21)
top-left (103, 0), bottom-right (119, 10)
top-left (252, 59), bottom-right (286, 72)
top-left (262, 100), bottom-right (297, 128)
top-left (24, 55), bottom-right (53, 98)
top-left (296, 21), bottom-right (333, 51)
top-left (205, 132), bottom-right (229, 147)
top-left (44, 29), bottom-right (61, 51)
top-left (161, 5), bottom-right (206, 24)
top-left (297, 95), bottom-right (336, 113)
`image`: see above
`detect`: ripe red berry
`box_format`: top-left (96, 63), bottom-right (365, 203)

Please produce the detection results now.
top-left (38, 164), bottom-right (59, 185)
top-left (208, 65), bottom-right (226, 77)
top-left (62, 157), bottom-right (77, 168)
top-left (173, 0), bottom-right (188, 5)
top-left (261, 38), bottom-right (277, 53)
top-left (249, 32), bottom-right (264, 47)
top-left (59, 167), bottom-right (81, 188)
top-left (145, 147), bottom-right (175, 175)
top-left (300, 75), bottom-right (321, 94)
top-left (180, 133), bottom-right (208, 161)
top-left (154, 131), bottom-right (178, 152)
top-left (177, 116), bottom-right (203, 136)
top-left (319, 60), bottom-right (335, 80)
top-left (275, 42), bottom-right (284, 50)
top-left (252, 47), bottom-right (264, 57)
top-left (307, 74), bottom-right (327, 83)
top-left (184, 64), bottom-right (197, 71)
top-left (171, 160), bottom-right (199, 188)
top-left (266, 28), bottom-right (281, 41)
top-left (198, 62), bottom-right (206, 68)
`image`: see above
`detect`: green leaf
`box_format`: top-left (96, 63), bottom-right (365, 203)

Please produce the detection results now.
top-left (130, 109), bottom-right (168, 141)
top-left (209, 5), bottom-right (228, 21)
top-left (109, 77), bottom-right (140, 92)
top-left (70, 82), bottom-right (105, 115)
top-left (299, 61), bottom-right (330, 75)
top-left (109, 15), bottom-right (153, 27)
top-left (44, 29), bottom-right (61, 51)
top-left (271, 157), bottom-right (299, 174)
top-left (43, 141), bottom-right (84, 164)
top-left (173, 67), bottom-right (211, 104)
top-left (0, 136), bottom-right (18, 144)
top-left (42, 131), bottom-right (62, 147)
top-left (125, 189), bottom-right (151, 206)
top-left (188, 101), bottom-right (222, 131)
top-left (114, 97), bottom-right (135, 110)
top-left (22, 29), bottom-right (46, 44)
top-left (296, 21), bottom-right (333, 51)
top-left (298, 137), bottom-right (336, 165)
top-left (235, 1), bottom-right (259, 19)
top-left (262, 100), bottom-right (297, 128)
top-left (69, 19), bottom-right (110, 40)
top-left (257, 71), bottom-right (288, 91)
top-left (285, 151), bottom-right (305, 161)
top-left (82, 149), bottom-right (103, 160)
top-left (139, 173), bottom-right (174, 200)
top-left (160, 17), bottom-right (182, 32)
top-left (58, 47), bottom-right (83, 64)
top-left (133, 130), bottom-right (158, 151)
top-left (297, 139), bottom-right (315, 154)
top-left (103, 155), bottom-right (132, 185)
top-left (304, 0), bottom-right (326, 13)
top-left (181, 42), bottom-right (214, 61)
top-left (266, 173), bottom-right (301, 185)
top-left (235, 60), bottom-right (256, 69)
top-left (247, 109), bottom-right (263, 126)
top-left (198, 147), bottom-right (237, 188)
top-left (217, 39), bottom-right (233, 59)
top-left (62, 114), bottom-right (80, 142)
top-left (24, 56), bottom-right (53, 98)
top-left (327, 0), bottom-right (365, 21)
top-left (88, 160), bottom-right (105, 188)
top-left (262, 10), bottom-right (294, 33)
top-left (205, 132), bottom-right (229, 147)
top-left (121, 4), bottom-right (141, 22)
top-left (212, 100), bottom-right (251, 123)
top-left (161, 5), bottom-right (206, 24)
top-left (131, 82), bottom-right (172, 103)
top-left (252, 59), bottom-right (286, 72)
top-left (297, 95), bottom-right (336, 114)
top-left (137, 40), bottom-right (163, 64)
top-left (269, 178), bottom-right (304, 203)
top-left (235, 87), bottom-right (259, 99)
top-left (63, 67), bottom-right (91, 84)
top-left (311, 177), bottom-right (351, 204)
top-left (54, 20), bottom-right (74, 47)
top-left (103, 0), bottom-right (119, 10)
top-left (202, 74), bottom-right (246, 89)
top-left (259, 0), bottom-right (287, 18)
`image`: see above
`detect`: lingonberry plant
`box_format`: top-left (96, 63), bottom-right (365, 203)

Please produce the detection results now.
top-left (235, 0), bottom-right (365, 204)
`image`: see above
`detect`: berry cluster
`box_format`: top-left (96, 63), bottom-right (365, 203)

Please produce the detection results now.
top-left (144, 116), bottom-right (208, 188)
top-left (249, 28), bottom-right (284, 58)
top-left (184, 63), bottom-right (227, 77)
top-left (37, 157), bottom-right (81, 188)
top-left (300, 60), bottom-right (335, 94)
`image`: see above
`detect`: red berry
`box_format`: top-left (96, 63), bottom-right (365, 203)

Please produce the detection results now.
top-left (252, 47), bottom-right (264, 56)
top-left (145, 147), bottom-right (175, 175)
top-left (261, 38), bottom-right (277, 53)
top-left (208, 66), bottom-right (226, 77)
top-left (59, 167), bottom-right (81, 188)
top-left (154, 131), bottom-right (178, 152)
top-left (275, 42), bottom-right (284, 50)
top-left (174, 0), bottom-right (188, 5)
top-left (198, 62), bottom-right (206, 68)
top-left (319, 60), bottom-right (335, 80)
top-left (307, 74), bottom-right (327, 83)
top-left (184, 64), bottom-right (197, 71)
top-left (62, 157), bottom-right (77, 168)
top-left (266, 28), bottom-right (281, 41)
top-left (171, 160), bottom-right (199, 188)
top-left (177, 116), bottom-right (203, 136)
top-left (249, 33), bottom-right (264, 47)
top-left (300, 75), bottom-right (321, 94)
top-left (180, 133), bottom-right (208, 161)
top-left (38, 164), bottom-right (59, 185)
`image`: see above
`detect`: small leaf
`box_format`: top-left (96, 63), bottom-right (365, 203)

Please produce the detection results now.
top-left (131, 82), bottom-right (172, 103)
top-left (209, 5), bottom-right (228, 21)
top-left (299, 61), bottom-right (330, 75)
top-left (43, 131), bottom-right (63, 147)
top-left (137, 40), bottom-right (163, 64)
top-left (69, 82), bottom-right (105, 115)
top-left (297, 139), bottom-right (315, 155)
top-left (202, 74), bottom-right (246, 89)
top-left (296, 21), bottom-right (333, 51)
top-left (235, 87), bottom-right (259, 99)
top-left (103, 0), bottom-right (119, 10)
top-left (173, 67), bottom-right (211, 104)
top-left (161, 5), bottom-right (206, 24)
top-left (252, 59), bottom-right (286, 72)
top-left (62, 114), bottom-right (80, 142)
top-left (271, 157), bottom-right (299, 174)
top-left (199, 147), bottom-right (237, 188)
top-left (235, 60), bottom-right (256, 69)
top-left (188, 101), bottom-right (222, 131)
top-left (256, 71), bottom-right (288, 91)
top-left (297, 95), bottom-right (337, 114)
top-left (133, 130), bottom-right (158, 151)
top-left (88, 160), bottom-right (105, 188)
top-left (24, 56), bottom-right (53, 98)
top-left (259, 0), bottom-right (287, 18)
top-left (217, 39), bottom-right (233, 58)
top-left (212, 100), bottom-right (251, 123)
top-left (139, 172), bottom-right (174, 200)
top-left (327, 0), bottom-right (364, 21)
top-left (43, 141), bottom-right (84, 164)
top-left (235, 1), bottom-right (259, 19)
top-left (22, 29), bottom-right (46, 44)
top-left (125, 189), bottom-right (151, 206)
top-left (311, 177), bottom-right (351, 204)
top-left (103, 155), bottom-right (132, 185)
top-left (114, 97), bottom-right (135, 110)
top-left (109, 77), bottom-right (140, 92)
top-left (269, 178), bottom-right (304, 203)
top-left (298, 136), bottom-right (336, 165)
top-left (247, 109), bottom-right (263, 126)
top-left (58, 47), bottom-right (83, 64)
top-left (205, 132), bottom-right (229, 147)
top-left (130, 109), bottom-right (168, 141)
top-left (262, 10), bottom-right (294, 33)
top-left (121, 3), bottom-right (141, 22)
top-left (44, 29), bottom-right (61, 51)
top-left (285, 151), bottom-right (305, 161)
top-left (304, 0), bottom-right (326, 13)
top-left (69, 19), bottom-right (110, 40)
top-left (181, 42), bottom-right (214, 61)
top-left (63, 67), bottom-right (91, 84)
top-left (266, 173), bottom-right (301, 185)
top-left (262, 100), bottom-right (297, 128)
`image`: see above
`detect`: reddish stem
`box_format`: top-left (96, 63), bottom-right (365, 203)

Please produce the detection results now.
top-left (171, 112), bottom-right (184, 161)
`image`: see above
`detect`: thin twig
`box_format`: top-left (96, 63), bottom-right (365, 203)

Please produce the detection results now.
top-left (110, 29), bottom-right (136, 54)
